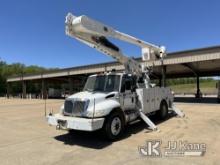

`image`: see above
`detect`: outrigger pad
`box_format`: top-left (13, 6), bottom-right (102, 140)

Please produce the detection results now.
top-left (171, 106), bottom-right (185, 118)
top-left (139, 111), bottom-right (158, 131)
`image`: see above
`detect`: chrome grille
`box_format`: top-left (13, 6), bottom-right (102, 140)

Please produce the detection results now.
top-left (64, 100), bottom-right (73, 114)
top-left (64, 99), bottom-right (86, 116)
top-left (74, 101), bottom-right (86, 114)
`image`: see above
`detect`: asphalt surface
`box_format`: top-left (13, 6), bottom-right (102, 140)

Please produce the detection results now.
top-left (0, 98), bottom-right (219, 165)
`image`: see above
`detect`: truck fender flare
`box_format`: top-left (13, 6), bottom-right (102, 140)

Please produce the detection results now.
top-left (106, 107), bottom-right (126, 125)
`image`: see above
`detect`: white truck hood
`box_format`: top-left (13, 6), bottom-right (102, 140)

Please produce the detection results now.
top-left (64, 91), bottom-right (120, 117)
top-left (68, 91), bottom-right (107, 101)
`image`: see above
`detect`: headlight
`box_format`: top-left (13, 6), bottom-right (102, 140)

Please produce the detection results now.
top-left (83, 109), bottom-right (106, 118)
top-left (59, 104), bottom-right (64, 114)
top-left (94, 110), bottom-right (106, 116)
top-left (83, 111), bottom-right (93, 117)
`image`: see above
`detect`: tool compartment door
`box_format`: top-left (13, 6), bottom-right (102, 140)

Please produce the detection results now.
top-left (143, 88), bottom-right (156, 113)
top-left (154, 87), bottom-right (162, 110)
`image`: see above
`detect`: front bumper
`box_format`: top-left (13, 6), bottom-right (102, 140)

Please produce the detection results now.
top-left (46, 113), bottom-right (105, 131)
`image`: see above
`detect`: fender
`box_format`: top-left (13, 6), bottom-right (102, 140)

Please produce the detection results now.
top-left (87, 99), bottom-right (121, 117)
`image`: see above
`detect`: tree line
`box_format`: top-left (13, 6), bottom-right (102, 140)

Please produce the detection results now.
top-left (0, 60), bottom-right (58, 96)
top-left (166, 77), bottom-right (215, 86)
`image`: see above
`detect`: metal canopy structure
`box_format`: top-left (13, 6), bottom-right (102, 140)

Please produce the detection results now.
top-left (150, 45), bottom-right (220, 78)
top-left (7, 45), bottom-right (220, 82)
top-left (6, 45), bottom-right (220, 99)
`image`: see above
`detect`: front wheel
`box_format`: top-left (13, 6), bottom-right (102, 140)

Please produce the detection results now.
top-left (103, 110), bottom-right (125, 141)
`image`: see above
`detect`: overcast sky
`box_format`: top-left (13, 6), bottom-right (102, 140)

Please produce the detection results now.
top-left (0, 0), bottom-right (220, 68)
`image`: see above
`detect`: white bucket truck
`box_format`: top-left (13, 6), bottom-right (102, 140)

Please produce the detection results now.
top-left (47, 13), bottom-right (184, 140)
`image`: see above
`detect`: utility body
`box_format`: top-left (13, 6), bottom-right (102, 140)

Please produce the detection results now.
top-left (47, 13), bottom-right (184, 140)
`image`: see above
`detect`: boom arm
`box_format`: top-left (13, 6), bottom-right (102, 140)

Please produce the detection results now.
top-left (65, 13), bottom-right (166, 77)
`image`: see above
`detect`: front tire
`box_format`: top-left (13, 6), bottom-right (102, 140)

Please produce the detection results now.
top-left (103, 110), bottom-right (125, 141)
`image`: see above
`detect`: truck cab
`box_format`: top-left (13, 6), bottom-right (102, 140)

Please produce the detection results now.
top-left (46, 72), bottom-right (133, 139)
top-left (61, 72), bottom-right (139, 118)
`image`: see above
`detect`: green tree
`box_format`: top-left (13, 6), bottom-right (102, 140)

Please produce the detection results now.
top-left (0, 59), bottom-right (58, 96)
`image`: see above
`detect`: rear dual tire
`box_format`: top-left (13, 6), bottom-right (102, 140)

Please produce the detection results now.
top-left (157, 101), bottom-right (168, 120)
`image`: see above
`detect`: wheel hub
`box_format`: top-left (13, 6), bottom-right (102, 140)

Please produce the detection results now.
top-left (111, 117), bottom-right (121, 136)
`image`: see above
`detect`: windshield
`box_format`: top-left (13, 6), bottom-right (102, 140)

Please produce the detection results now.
top-left (83, 75), bottom-right (120, 92)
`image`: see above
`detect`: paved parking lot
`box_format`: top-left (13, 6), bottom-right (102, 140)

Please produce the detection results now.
top-left (0, 98), bottom-right (219, 165)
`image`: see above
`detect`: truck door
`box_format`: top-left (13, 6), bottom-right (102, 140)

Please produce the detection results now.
top-left (120, 76), bottom-right (136, 110)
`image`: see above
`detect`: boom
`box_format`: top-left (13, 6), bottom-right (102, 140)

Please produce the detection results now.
top-left (65, 13), bottom-right (166, 78)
